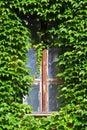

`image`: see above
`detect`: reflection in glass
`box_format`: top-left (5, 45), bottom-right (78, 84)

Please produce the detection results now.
top-left (48, 48), bottom-right (60, 78)
top-left (48, 84), bottom-right (59, 111)
top-left (26, 49), bottom-right (40, 78)
top-left (26, 49), bottom-right (37, 76)
top-left (23, 82), bottom-right (40, 112)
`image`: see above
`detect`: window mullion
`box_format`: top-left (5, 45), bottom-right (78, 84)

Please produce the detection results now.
top-left (42, 49), bottom-right (48, 112)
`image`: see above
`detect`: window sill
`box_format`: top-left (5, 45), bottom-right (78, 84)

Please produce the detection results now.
top-left (26, 111), bottom-right (58, 117)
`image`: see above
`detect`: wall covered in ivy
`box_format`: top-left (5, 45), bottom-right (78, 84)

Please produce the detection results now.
top-left (0, 0), bottom-right (87, 129)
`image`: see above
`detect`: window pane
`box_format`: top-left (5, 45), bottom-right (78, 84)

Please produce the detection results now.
top-left (48, 48), bottom-right (60, 78)
top-left (48, 84), bottom-right (59, 111)
top-left (26, 49), bottom-right (40, 78)
top-left (23, 82), bottom-right (40, 112)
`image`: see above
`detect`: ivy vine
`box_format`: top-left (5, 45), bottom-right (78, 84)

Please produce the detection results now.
top-left (0, 0), bottom-right (87, 129)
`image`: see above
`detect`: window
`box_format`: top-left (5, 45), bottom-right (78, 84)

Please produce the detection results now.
top-left (23, 48), bottom-right (62, 113)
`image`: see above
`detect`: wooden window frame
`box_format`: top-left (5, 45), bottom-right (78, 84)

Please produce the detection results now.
top-left (29, 49), bottom-right (62, 116)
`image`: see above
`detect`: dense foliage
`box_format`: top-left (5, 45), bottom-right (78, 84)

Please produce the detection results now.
top-left (0, 0), bottom-right (87, 129)
top-left (0, 1), bottom-right (32, 129)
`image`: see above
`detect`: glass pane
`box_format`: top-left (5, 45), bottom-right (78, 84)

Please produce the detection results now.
top-left (23, 82), bottom-right (40, 112)
top-left (48, 84), bottom-right (59, 111)
top-left (48, 48), bottom-right (60, 78)
top-left (26, 49), bottom-right (40, 78)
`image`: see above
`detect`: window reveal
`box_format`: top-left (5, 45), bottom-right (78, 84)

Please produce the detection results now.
top-left (23, 48), bottom-right (62, 112)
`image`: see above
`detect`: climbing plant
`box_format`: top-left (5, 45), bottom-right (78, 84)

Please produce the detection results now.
top-left (0, 1), bottom-right (32, 129)
top-left (0, 0), bottom-right (87, 129)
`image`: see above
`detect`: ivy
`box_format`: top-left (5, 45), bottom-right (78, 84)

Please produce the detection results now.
top-left (0, 0), bottom-right (87, 129)
top-left (0, 1), bottom-right (32, 129)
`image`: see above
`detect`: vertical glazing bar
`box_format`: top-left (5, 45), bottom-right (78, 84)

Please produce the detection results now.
top-left (42, 49), bottom-right (48, 112)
